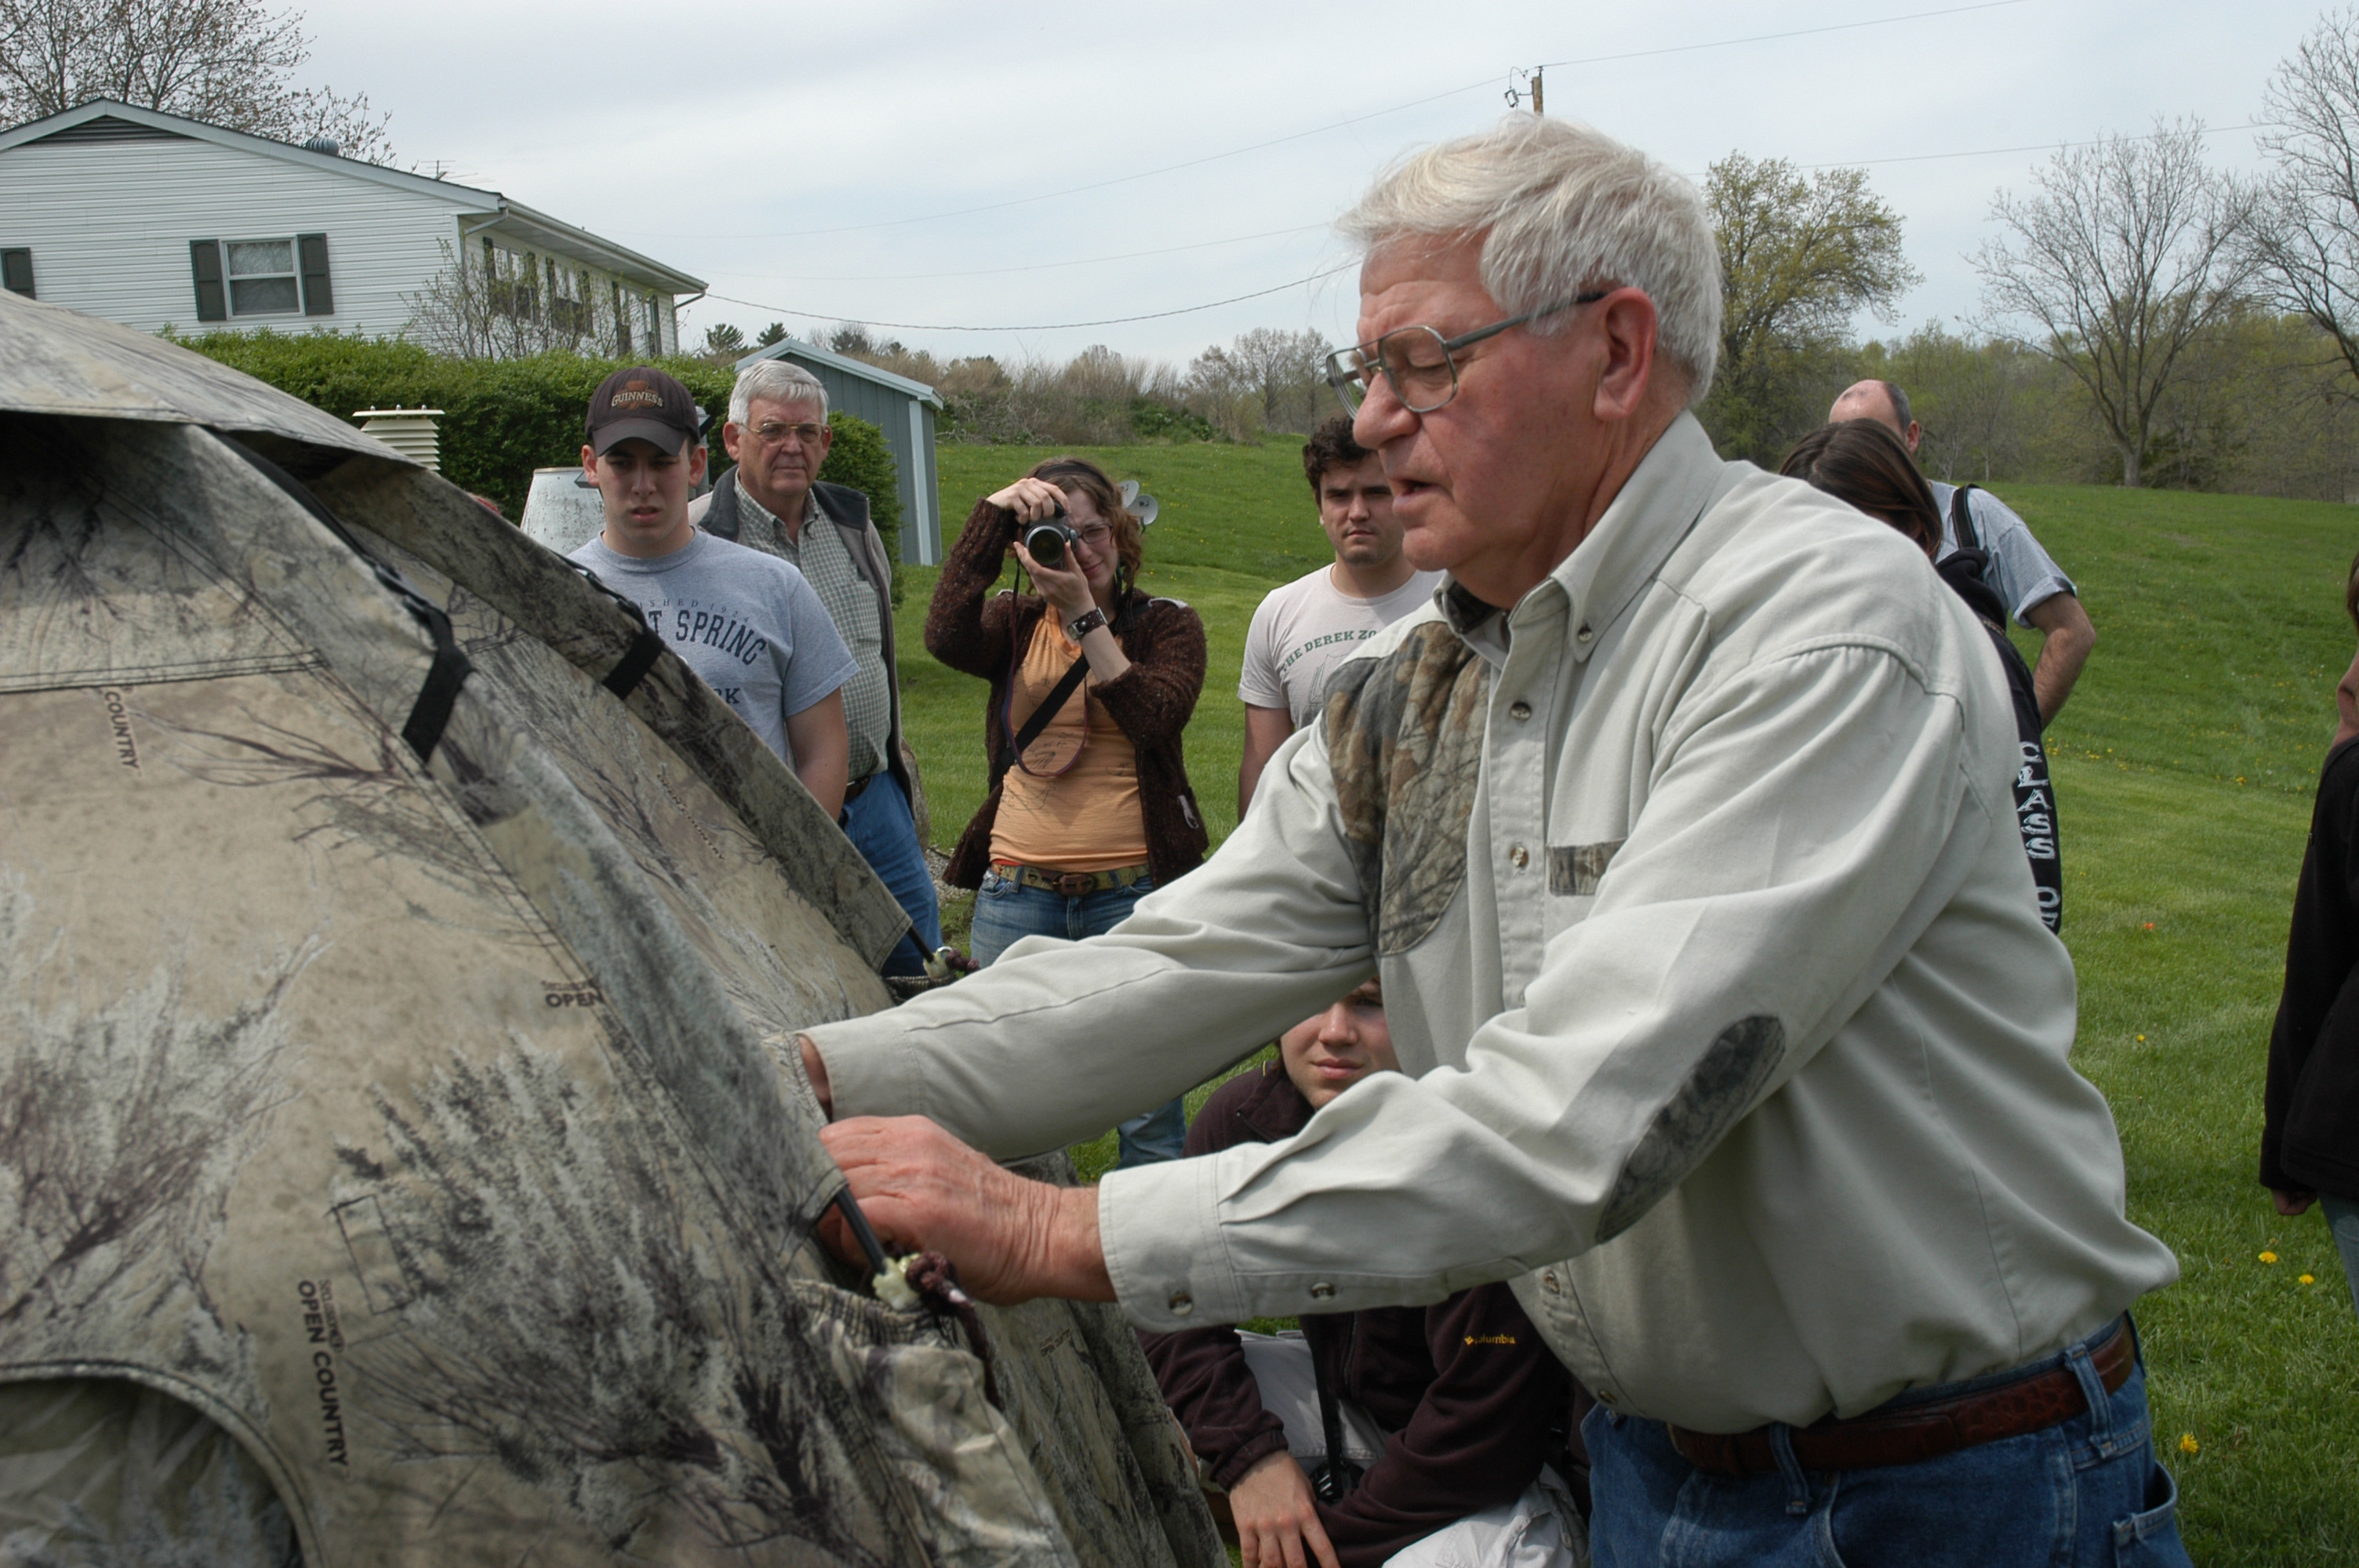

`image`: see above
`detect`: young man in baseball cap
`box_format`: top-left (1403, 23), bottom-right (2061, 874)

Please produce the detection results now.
top-left (570, 366), bottom-right (856, 818)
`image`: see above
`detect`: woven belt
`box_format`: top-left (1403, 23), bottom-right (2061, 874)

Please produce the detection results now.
top-left (1001, 862), bottom-right (1151, 898)
top-left (1668, 1316), bottom-right (2135, 1477)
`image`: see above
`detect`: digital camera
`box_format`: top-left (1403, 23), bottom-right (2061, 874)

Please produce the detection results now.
top-left (1022, 514), bottom-right (1081, 568)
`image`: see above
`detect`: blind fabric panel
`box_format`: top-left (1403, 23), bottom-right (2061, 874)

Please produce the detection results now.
top-left (1, 249), bottom-right (31, 298)
top-left (298, 233), bottom-right (333, 316)
top-left (189, 240), bottom-right (226, 322)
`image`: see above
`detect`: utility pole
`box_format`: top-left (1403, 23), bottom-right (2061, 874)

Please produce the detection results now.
top-left (1531, 66), bottom-right (1543, 115)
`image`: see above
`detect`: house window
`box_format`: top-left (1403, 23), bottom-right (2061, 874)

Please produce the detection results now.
top-left (225, 239), bottom-right (301, 315)
top-left (549, 266), bottom-right (590, 335)
top-left (2, 249), bottom-right (32, 298)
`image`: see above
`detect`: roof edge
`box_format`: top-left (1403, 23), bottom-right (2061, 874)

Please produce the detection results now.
top-left (734, 336), bottom-right (942, 407)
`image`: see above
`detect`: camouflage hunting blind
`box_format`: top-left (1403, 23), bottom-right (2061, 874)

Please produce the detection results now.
top-left (0, 292), bottom-right (1219, 1568)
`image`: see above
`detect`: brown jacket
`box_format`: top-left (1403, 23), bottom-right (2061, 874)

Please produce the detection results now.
top-left (924, 498), bottom-right (1209, 889)
top-left (1140, 1066), bottom-right (1582, 1568)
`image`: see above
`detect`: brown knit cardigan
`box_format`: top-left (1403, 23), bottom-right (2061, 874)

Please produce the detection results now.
top-left (925, 498), bottom-right (1209, 891)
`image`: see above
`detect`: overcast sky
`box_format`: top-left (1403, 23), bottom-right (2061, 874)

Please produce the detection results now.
top-left (305, 0), bottom-right (2331, 371)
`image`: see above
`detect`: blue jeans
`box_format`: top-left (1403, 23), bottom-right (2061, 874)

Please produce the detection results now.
top-left (2322, 1193), bottom-right (2359, 1319)
top-left (1587, 1320), bottom-right (2190, 1568)
top-left (969, 866), bottom-right (1187, 1169)
top-left (839, 770), bottom-right (943, 978)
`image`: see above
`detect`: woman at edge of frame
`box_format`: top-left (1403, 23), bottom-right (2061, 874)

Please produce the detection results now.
top-left (923, 456), bottom-right (1209, 1169)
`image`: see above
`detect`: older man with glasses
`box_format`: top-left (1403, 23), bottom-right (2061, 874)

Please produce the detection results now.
top-left (799, 116), bottom-right (2190, 1568)
top-left (692, 359), bottom-right (943, 978)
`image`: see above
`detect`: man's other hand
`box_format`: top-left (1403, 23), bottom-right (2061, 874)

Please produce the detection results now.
top-left (820, 1115), bottom-right (1117, 1305)
top-left (1229, 1450), bottom-right (1339, 1568)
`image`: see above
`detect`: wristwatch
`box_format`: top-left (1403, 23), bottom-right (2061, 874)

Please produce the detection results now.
top-left (1066, 608), bottom-right (1108, 640)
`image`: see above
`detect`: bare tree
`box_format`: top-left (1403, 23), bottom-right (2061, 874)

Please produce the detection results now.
top-left (2251, 9), bottom-right (2359, 397)
top-left (403, 241), bottom-right (648, 361)
top-left (0, 0), bottom-right (391, 161)
top-left (1974, 121), bottom-right (2255, 487)
top-left (1185, 327), bottom-right (1332, 437)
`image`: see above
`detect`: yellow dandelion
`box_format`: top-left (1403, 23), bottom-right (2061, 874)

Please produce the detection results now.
top-left (2259, 1250), bottom-right (2280, 1264)
top-left (2301, 1273), bottom-right (2317, 1284)
top-left (2135, 1034), bottom-right (2146, 1042)
top-left (2179, 1433), bottom-right (2200, 1455)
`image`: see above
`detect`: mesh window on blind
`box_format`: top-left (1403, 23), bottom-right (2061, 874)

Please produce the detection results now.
top-left (227, 240), bottom-right (300, 315)
top-left (1, 249), bottom-right (31, 297)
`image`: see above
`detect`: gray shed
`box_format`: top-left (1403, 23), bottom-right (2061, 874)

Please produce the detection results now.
top-left (736, 336), bottom-right (945, 565)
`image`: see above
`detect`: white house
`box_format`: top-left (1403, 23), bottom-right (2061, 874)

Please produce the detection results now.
top-left (0, 101), bottom-right (703, 353)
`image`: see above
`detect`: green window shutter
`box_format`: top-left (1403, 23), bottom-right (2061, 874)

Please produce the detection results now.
top-left (297, 233), bottom-right (333, 315)
top-left (1, 249), bottom-right (31, 298)
top-left (190, 240), bottom-right (226, 321)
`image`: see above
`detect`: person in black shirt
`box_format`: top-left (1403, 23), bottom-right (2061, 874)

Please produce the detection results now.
top-left (1779, 419), bottom-right (2061, 931)
top-left (2261, 546), bottom-right (2359, 1318)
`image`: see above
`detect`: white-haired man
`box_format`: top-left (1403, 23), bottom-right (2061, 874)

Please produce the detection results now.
top-left (801, 118), bottom-right (2188, 1567)
top-left (690, 359), bottom-right (942, 977)
top-left (1828, 378), bottom-right (2095, 724)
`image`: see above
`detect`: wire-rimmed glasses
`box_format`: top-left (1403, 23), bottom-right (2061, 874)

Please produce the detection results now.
top-left (1323, 292), bottom-right (1610, 416)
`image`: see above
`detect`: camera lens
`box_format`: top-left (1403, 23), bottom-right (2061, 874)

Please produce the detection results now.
top-left (1024, 520), bottom-right (1074, 566)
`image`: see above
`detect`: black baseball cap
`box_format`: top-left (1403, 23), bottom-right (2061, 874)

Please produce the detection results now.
top-left (585, 366), bottom-right (702, 456)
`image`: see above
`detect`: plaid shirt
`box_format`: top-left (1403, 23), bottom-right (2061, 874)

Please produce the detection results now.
top-left (733, 488), bottom-right (894, 781)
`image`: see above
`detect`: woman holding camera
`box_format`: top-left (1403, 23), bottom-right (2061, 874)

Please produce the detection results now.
top-left (925, 456), bottom-right (1209, 1167)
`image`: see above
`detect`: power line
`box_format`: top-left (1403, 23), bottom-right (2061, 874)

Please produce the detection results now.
top-left (1539, 0), bottom-right (2024, 72)
top-left (700, 222), bottom-right (1331, 285)
top-left (702, 263), bottom-right (1355, 336)
top-left (627, 1), bottom-right (2026, 245)
top-left (1794, 118), bottom-right (2277, 172)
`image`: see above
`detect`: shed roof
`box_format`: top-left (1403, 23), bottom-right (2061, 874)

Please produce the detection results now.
top-left (0, 100), bottom-right (706, 295)
top-left (735, 336), bottom-right (943, 408)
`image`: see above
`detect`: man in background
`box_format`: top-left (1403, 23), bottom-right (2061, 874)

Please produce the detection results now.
top-left (1828, 378), bottom-right (2095, 724)
top-left (571, 365), bottom-right (854, 818)
top-left (692, 359), bottom-right (943, 976)
top-left (1237, 416), bottom-right (1443, 815)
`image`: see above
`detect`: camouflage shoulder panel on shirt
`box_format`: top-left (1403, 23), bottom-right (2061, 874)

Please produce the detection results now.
top-left (1320, 618), bottom-right (1490, 956)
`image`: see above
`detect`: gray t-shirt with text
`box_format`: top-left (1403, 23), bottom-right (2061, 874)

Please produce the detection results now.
top-left (1240, 564), bottom-right (1445, 728)
top-left (570, 530), bottom-right (856, 764)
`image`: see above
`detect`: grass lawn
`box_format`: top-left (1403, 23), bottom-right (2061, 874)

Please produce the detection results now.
top-left (895, 448), bottom-right (2359, 1560)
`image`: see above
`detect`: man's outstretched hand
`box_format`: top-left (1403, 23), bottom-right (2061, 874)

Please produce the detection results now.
top-left (820, 1115), bottom-right (1118, 1305)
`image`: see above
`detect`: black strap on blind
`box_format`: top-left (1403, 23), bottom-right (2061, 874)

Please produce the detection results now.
top-left (222, 441), bottom-right (474, 765)
top-left (564, 562), bottom-right (670, 700)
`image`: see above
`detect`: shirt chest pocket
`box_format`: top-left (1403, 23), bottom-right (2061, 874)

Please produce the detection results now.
top-left (1543, 838), bottom-right (1625, 943)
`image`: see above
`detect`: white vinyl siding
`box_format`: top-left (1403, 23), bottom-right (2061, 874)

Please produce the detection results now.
top-left (0, 135), bottom-right (682, 346)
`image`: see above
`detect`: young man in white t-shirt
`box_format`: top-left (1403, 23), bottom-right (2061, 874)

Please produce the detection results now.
top-left (1237, 416), bottom-right (1444, 815)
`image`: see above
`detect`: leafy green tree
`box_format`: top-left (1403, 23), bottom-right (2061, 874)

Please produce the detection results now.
top-left (756, 322), bottom-right (789, 347)
top-left (1702, 154), bottom-right (1918, 463)
top-left (702, 322), bottom-right (747, 358)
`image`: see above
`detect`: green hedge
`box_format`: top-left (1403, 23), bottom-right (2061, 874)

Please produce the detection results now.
top-left (173, 331), bottom-right (900, 579)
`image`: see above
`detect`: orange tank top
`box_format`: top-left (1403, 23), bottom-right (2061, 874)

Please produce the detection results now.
top-left (990, 616), bottom-right (1149, 873)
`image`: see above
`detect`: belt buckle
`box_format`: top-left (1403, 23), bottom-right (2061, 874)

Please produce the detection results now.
top-left (1055, 872), bottom-right (1096, 898)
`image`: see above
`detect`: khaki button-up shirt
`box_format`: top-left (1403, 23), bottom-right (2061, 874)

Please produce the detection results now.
top-left (809, 414), bottom-right (2177, 1433)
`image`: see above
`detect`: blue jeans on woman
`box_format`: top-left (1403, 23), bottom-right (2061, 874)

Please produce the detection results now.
top-left (968, 866), bottom-right (1187, 1169)
top-left (1585, 1319), bottom-right (2190, 1567)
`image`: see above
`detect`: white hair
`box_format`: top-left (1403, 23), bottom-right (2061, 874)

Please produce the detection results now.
top-left (729, 358), bottom-right (829, 426)
top-left (1336, 115), bottom-right (1722, 405)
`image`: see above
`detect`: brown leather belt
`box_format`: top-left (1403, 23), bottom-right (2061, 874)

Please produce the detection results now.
top-left (841, 771), bottom-right (880, 805)
top-left (1667, 1316), bottom-right (2135, 1477)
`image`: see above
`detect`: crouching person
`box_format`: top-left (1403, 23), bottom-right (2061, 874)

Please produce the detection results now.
top-left (1142, 982), bottom-right (1588, 1568)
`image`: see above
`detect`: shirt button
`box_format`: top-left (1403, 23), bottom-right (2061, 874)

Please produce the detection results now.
top-left (1309, 1283), bottom-right (1336, 1301)
top-left (1575, 623), bottom-right (1594, 643)
top-left (1510, 844), bottom-right (1529, 869)
top-left (1598, 1388), bottom-right (1618, 1405)
top-left (1542, 1270), bottom-right (1561, 1294)
top-left (1169, 1291), bottom-right (1194, 1317)
top-left (1509, 700), bottom-right (1532, 722)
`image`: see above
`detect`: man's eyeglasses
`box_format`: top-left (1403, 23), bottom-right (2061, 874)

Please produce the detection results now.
top-left (1323, 292), bottom-right (1610, 416)
top-left (749, 420), bottom-right (827, 447)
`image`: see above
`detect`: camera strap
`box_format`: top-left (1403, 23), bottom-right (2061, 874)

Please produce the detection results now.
top-left (1000, 646), bottom-right (1092, 778)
